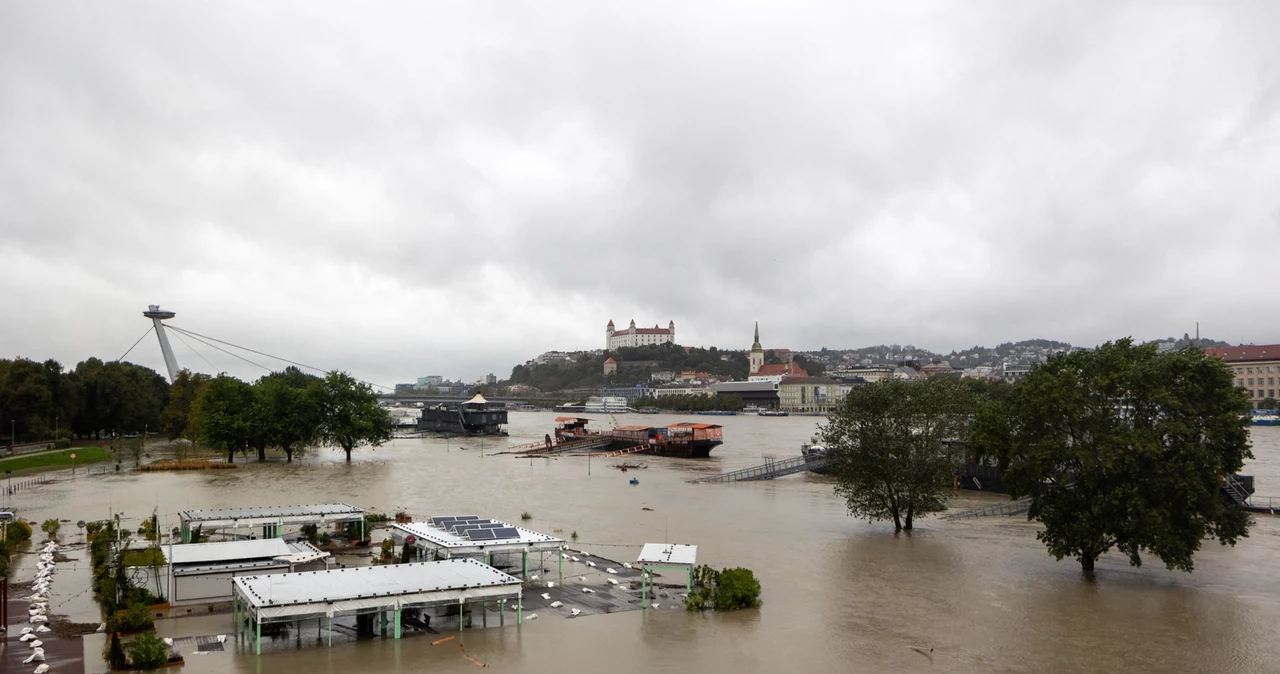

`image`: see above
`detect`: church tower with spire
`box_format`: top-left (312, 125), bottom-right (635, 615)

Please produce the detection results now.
top-left (749, 322), bottom-right (765, 375)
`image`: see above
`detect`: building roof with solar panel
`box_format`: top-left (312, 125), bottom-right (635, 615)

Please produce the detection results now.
top-left (390, 516), bottom-right (564, 556)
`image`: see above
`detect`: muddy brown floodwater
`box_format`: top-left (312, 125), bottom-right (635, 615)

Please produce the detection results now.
top-left (8, 413), bottom-right (1280, 673)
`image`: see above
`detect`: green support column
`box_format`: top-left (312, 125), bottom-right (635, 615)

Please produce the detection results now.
top-left (522, 551), bottom-right (528, 578)
top-left (517, 594), bottom-right (523, 625)
top-left (328, 615), bottom-right (333, 647)
top-left (558, 553), bottom-right (563, 580)
top-left (500, 600), bottom-right (504, 627)
top-left (255, 618), bottom-right (261, 655)
top-left (381, 610), bottom-right (387, 637)
top-left (394, 603), bottom-right (401, 639)
top-left (360, 517), bottom-right (365, 542)
top-left (642, 567), bottom-right (648, 606)
top-left (686, 568), bottom-right (692, 595)
top-left (459, 602), bottom-right (464, 633)
top-left (482, 601), bottom-right (487, 628)
top-left (233, 596), bottom-right (238, 634)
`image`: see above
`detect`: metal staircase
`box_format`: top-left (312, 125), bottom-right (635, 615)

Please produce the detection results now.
top-left (688, 456), bottom-right (826, 484)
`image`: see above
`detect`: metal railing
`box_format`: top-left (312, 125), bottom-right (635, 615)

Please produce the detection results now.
top-left (689, 455), bottom-right (823, 483)
top-left (942, 496), bottom-right (1033, 520)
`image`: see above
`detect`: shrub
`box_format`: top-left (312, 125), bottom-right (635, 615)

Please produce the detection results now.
top-left (521, 511), bottom-right (533, 520)
top-left (5, 519), bottom-right (33, 544)
top-left (42, 518), bottom-right (61, 536)
top-left (683, 564), bottom-right (761, 612)
top-left (127, 631), bottom-right (169, 669)
top-left (107, 604), bottom-right (155, 633)
top-left (122, 547), bottom-right (167, 567)
top-left (300, 523), bottom-right (320, 545)
top-left (106, 631), bottom-right (128, 670)
top-left (86, 520), bottom-right (106, 534)
top-left (714, 568), bottom-right (762, 610)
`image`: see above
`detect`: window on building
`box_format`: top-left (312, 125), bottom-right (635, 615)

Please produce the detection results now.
top-left (1249, 378), bottom-right (1255, 385)
top-left (1248, 367), bottom-right (1254, 374)
top-left (1271, 377), bottom-right (1276, 386)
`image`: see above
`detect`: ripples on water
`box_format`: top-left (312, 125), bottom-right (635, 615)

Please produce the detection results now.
top-left (12, 415), bottom-right (1280, 673)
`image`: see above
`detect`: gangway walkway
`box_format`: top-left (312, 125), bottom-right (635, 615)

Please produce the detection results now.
top-left (941, 496), bottom-right (1032, 519)
top-left (500, 435), bottom-right (614, 456)
top-left (688, 456), bottom-right (826, 484)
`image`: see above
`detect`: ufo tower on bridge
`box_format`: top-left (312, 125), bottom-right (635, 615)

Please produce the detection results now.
top-left (143, 304), bottom-right (180, 382)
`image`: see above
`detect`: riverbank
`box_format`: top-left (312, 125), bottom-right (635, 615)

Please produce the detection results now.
top-left (0, 447), bottom-right (111, 475)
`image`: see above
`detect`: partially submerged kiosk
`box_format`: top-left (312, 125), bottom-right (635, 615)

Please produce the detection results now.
top-left (178, 503), bottom-right (366, 542)
top-left (231, 559), bottom-right (524, 654)
top-left (638, 543), bottom-right (697, 606)
top-left (390, 516), bottom-right (565, 578)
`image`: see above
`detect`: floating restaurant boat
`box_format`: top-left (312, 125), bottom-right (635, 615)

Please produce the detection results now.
top-left (418, 394), bottom-right (509, 436)
top-left (1249, 410), bottom-right (1280, 426)
top-left (758, 409), bottom-right (789, 417)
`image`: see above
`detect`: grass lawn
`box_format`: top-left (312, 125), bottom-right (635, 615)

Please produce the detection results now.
top-left (0, 446), bottom-right (112, 472)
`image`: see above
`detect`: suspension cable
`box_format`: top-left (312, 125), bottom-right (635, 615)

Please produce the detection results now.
top-left (115, 326), bottom-right (155, 362)
top-left (167, 326), bottom-right (273, 373)
top-left (168, 328), bottom-right (219, 372)
top-left (168, 323), bottom-right (393, 390)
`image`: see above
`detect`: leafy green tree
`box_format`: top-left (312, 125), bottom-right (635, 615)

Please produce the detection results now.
top-left (192, 375), bottom-right (254, 462)
top-left (127, 631), bottom-right (169, 669)
top-left (1259, 396), bottom-right (1278, 412)
top-left (972, 340), bottom-right (1252, 572)
top-left (714, 567), bottom-right (763, 610)
top-left (106, 632), bottom-right (128, 670)
top-left (819, 377), bottom-right (976, 531)
top-left (253, 367), bottom-right (323, 462)
top-left (161, 369), bottom-right (211, 440)
top-left (317, 371), bottom-right (393, 462)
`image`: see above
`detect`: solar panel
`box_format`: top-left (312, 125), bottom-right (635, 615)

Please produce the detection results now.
top-left (457, 515), bottom-right (481, 521)
top-left (452, 525), bottom-right (482, 536)
top-left (448, 520), bottom-right (493, 532)
top-left (491, 527), bottom-right (520, 539)
top-left (475, 522), bottom-right (505, 529)
top-left (467, 529), bottom-right (497, 541)
top-left (430, 516), bottom-right (459, 525)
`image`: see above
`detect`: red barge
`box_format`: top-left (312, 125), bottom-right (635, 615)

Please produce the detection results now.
top-left (554, 417), bottom-right (724, 458)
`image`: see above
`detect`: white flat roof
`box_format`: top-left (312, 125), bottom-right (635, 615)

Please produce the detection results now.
top-left (392, 519), bottom-right (563, 555)
top-left (169, 539), bottom-right (293, 566)
top-left (637, 543), bottom-right (697, 566)
top-left (233, 559), bottom-right (522, 622)
top-left (179, 503), bottom-right (364, 527)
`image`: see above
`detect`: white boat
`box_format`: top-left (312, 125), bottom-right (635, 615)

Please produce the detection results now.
top-left (582, 396), bottom-right (631, 414)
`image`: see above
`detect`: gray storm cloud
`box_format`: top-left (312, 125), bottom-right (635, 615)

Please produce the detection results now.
top-left (1, 1), bottom-right (1277, 385)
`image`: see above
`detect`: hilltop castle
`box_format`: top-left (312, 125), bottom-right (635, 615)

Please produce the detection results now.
top-left (607, 319), bottom-right (676, 351)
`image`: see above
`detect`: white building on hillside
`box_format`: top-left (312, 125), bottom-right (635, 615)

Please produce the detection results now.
top-left (607, 319), bottom-right (676, 350)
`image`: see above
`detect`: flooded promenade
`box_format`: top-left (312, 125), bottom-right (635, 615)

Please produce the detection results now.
top-left (7, 413), bottom-right (1280, 673)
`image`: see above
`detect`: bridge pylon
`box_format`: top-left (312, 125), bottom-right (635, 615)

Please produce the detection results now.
top-left (143, 304), bottom-right (180, 382)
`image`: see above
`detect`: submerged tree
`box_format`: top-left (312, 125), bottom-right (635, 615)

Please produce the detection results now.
top-left (161, 369), bottom-right (211, 440)
top-left (254, 367), bottom-right (323, 462)
top-left (317, 371), bottom-right (393, 462)
top-left (192, 375), bottom-right (254, 462)
top-left (819, 376), bottom-right (975, 531)
top-left (971, 340), bottom-right (1252, 572)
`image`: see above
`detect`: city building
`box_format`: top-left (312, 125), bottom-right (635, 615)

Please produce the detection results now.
top-left (1205, 344), bottom-right (1280, 407)
top-left (749, 362), bottom-right (808, 383)
top-left (829, 366), bottom-right (895, 383)
top-left (603, 357), bottom-right (617, 375)
top-left (710, 380), bottom-right (780, 409)
top-left (778, 377), bottom-right (843, 413)
top-left (534, 351), bottom-right (574, 365)
top-left (417, 375), bottom-right (444, 388)
top-left (484, 373), bottom-right (497, 385)
top-left (602, 385), bottom-right (649, 404)
top-left (650, 370), bottom-right (675, 383)
top-left (652, 383), bottom-right (714, 398)
top-left (920, 358), bottom-right (961, 378)
top-left (607, 319), bottom-right (676, 350)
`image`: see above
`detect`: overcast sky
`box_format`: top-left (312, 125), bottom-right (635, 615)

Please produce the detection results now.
top-left (2, 1), bottom-right (1278, 386)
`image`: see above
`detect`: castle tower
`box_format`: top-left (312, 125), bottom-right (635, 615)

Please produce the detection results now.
top-left (606, 319), bottom-right (615, 351)
top-left (669, 320), bottom-right (675, 343)
top-left (749, 322), bottom-right (764, 375)
top-left (143, 304), bottom-right (181, 382)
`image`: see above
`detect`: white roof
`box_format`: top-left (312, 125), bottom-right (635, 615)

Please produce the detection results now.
top-left (465, 393), bottom-right (488, 405)
top-left (392, 519), bottom-right (563, 555)
top-left (169, 539), bottom-right (293, 566)
top-left (280, 541), bottom-right (329, 566)
top-left (233, 559), bottom-right (522, 622)
top-left (179, 503), bottom-right (364, 527)
top-left (637, 543), bottom-right (698, 566)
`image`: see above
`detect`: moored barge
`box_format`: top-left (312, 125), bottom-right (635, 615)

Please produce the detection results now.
top-left (418, 394), bottom-right (509, 436)
top-left (554, 417), bottom-right (724, 458)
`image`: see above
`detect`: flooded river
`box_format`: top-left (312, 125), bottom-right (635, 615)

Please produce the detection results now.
top-left (10, 413), bottom-right (1280, 673)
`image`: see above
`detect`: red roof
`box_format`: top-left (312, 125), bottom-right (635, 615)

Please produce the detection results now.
top-left (1205, 345), bottom-right (1280, 362)
top-left (613, 425), bottom-right (652, 432)
top-left (752, 363), bottom-right (809, 378)
top-left (604, 358), bottom-right (616, 363)
top-left (668, 422), bottom-right (720, 429)
top-left (555, 416), bottom-right (588, 422)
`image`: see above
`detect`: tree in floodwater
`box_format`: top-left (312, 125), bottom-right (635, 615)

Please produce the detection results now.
top-left (819, 376), bottom-right (975, 531)
top-left (252, 367), bottom-right (323, 462)
top-left (161, 369), bottom-right (212, 440)
top-left (192, 375), bottom-right (254, 463)
top-left (970, 340), bottom-right (1252, 572)
top-left (316, 371), bottom-right (393, 462)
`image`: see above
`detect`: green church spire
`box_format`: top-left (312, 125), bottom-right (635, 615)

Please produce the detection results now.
top-left (751, 322), bottom-right (762, 351)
